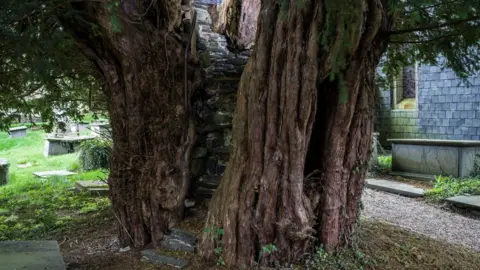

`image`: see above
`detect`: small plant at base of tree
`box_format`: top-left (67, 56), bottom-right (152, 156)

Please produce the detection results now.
top-left (204, 226), bottom-right (225, 266)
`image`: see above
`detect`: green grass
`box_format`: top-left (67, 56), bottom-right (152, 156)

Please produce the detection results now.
top-left (425, 175), bottom-right (480, 201)
top-left (0, 129), bottom-right (110, 240)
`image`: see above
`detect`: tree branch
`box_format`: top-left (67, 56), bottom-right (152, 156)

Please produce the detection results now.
top-left (386, 16), bottom-right (480, 35)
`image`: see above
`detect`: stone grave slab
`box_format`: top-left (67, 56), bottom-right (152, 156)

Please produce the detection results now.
top-left (8, 126), bottom-right (27, 138)
top-left (365, 179), bottom-right (425, 198)
top-left (160, 228), bottom-right (197, 252)
top-left (141, 250), bottom-right (188, 269)
top-left (0, 240), bottom-right (66, 270)
top-left (44, 135), bottom-right (97, 157)
top-left (446, 195), bottom-right (480, 210)
top-left (33, 170), bottom-right (77, 178)
top-left (75, 180), bottom-right (109, 195)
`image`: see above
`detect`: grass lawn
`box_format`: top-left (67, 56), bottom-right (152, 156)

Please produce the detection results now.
top-left (0, 129), bottom-right (110, 241)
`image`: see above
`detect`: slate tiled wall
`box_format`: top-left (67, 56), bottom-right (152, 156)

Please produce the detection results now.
top-left (376, 65), bottom-right (480, 147)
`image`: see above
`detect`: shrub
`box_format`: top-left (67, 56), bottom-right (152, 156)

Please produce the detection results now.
top-left (78, 138), bottom-right (111, 171)
top-left (426, 175), bottom-right (480, 201)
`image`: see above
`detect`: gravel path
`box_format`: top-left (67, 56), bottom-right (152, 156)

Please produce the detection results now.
top-left (362, 188), bottom-right (480, 251)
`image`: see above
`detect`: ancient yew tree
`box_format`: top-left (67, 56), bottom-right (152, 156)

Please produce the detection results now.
top-left (2, 0), bottom-right (200, 247)
top-left (200, 0), bottom-right (480, 267)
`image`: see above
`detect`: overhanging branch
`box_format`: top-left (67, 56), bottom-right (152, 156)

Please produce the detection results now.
top-left (386, 16), bottom-right (480, 36)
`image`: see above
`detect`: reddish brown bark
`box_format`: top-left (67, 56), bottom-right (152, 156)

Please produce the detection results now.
top-left (210, 0), bottom-right (260, 50)
top-left (59, 1), bottom-right (200, 247)
top-left (200, 0), bottom-right (391, 267)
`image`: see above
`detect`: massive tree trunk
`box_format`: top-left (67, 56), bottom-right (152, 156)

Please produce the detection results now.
top-left (199, 0), bottom-right (392, 267)
top-left (58, 1), bottom-right (200, 247)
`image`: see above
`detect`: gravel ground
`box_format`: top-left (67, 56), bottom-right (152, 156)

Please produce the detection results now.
top-left (362, 188), bottom-right (480, 251)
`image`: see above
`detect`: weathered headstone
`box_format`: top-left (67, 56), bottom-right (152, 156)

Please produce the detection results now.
top-left (33, 170), bottom-right (77, 178)
top-left (0, 241), bottom-right (66, 270)
top-left (8, 126), bottom-right (27, 138)
top-left (368, 132), bottom-right (379, 170)
top-left (141, 250), bottom-right (188, 269)
top-left (0, 159), bottom-right (8, 186)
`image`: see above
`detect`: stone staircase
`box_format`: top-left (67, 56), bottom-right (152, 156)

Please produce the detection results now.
top-left (191, 1), bottom-right (251, 198)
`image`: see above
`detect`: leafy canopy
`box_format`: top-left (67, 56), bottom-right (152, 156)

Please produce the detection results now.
top-left (0, 0), bottom-right (105, 131)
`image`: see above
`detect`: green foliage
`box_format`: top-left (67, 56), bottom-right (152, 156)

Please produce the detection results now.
top-left (204, 226), bottom-right (226, 266)
top-left (383, 0), bottom-right (480, 80)
top-left (78, 138), bottom-right (111, 171)
top-left (425, 175), bottom-right (480, 201)
top-left (0, 0), bottom-right (106, 131)
top-left (370, 155), bottom-right (392, 174)
top-left (306, 245), bottom-right (376, 270)
top-left (469, 153), bottom-right (480, 178)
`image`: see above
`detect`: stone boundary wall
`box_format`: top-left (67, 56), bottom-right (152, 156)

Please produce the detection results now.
top-left (191, 1), bottom-right (251, 197)
top-left (376, 65), bottom-right (480, 147)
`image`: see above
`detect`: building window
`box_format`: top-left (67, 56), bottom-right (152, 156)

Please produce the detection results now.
top-left (393, 64), bottom-right (418, 110)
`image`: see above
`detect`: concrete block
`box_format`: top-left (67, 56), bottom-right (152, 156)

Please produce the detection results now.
top-left (8, 126), bottom-right (27, 138)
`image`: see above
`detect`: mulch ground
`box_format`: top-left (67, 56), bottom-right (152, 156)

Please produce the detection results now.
top-left (56, 205), bottom-right (480, 270)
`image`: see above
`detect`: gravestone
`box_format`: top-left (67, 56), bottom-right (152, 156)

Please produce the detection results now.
top-left (160, 228), bottom-right (197, 252)
top-left (141, 250), bottom-right (188, 269)
top-left (91, 122), bottom-right (110, 137)
top-left (8, 126), bottom-right (27, 138)
top-left (44, 135), bottom-right (96, 157)
top-left (33, 170), bottom-right (76, 178)
top-left (75, 180), bottom-right (109, 195)
top-left (0, 241), bottom-right (66, 270)
top-left (0, 159), bottom-right (8, 186)
top-left (70, 122), bottom-right (90, 135)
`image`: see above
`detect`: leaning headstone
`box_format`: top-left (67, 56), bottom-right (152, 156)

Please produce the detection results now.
top-left (0, 241), bottom-right (66, 270)
top-left (33, 170), bottom-right (77, 178)
top-left (8, 126), bottom-right (27, 138)
top-left (160, 228), bottom-right (197, 252)
top-left (141, 250), bottom-right (188, 269)
top-left (0, 159), bottom-right (8, 186)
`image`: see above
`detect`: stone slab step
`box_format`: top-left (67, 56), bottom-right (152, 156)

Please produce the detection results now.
top-left (0, 240), bottom-right (66, 270)
top-left (33, 170), bottom-right (77, 178)
top-left (390, 171), bottom-right (435, 181)
top-left (141, 250), bottom-right (188, 269)
top-left (365, 179), bottom-right (425, 198)
top-left (446, 195), bottom-right (480, 210)
top-left (160, 228), bottom-right (197, 252)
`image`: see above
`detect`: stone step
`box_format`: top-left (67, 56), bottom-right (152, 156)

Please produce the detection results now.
top-left (446, 195), bottom-right (480, 210)
top-left (0, 241), bottom-right (66, 270)
top-left (365, 179), bottom-right (425, 198)
top-left (390, 171), bottom-right (435, 182)
top-left (141, 250), bottom-right (188, 269)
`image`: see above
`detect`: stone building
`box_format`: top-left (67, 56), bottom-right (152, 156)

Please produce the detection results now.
top-left (375, 62), bottom-right (480, 147)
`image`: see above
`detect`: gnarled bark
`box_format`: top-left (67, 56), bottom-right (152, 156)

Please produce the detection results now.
top-left (210, 0), bottom-right (260, 50)
top-left (199, 0), bottom-right (391, 267)
top-left (58, 0), bottom-right (201, 247)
